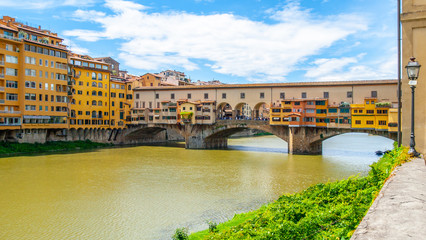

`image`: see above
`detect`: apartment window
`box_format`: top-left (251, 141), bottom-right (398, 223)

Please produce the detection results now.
top-left (45, 60), bottom-right (48, 67)
top-left (136, 94), bottom-right (140, 99)
top-left (24, 56), bottom-right (36, 65)
top-left (378, 120), bottom-right (387, 125)
top-left (204, 93), bottom-right (208, 99)
top-left (142, 102), bottom-right (145, 108)
top-left (39, 59), bottom-right (43, 66)
top-left (25, 69), bottom-right (36, 77)
top-left (6, 93), bottom-right (18, 101)
top-left (366, 121), bottom-right (374, 125)
top-left (6, 55), bottom-right (18, 64)
top-left (6, 68), bottom-right (18, 76)
top-left (240, 93), bottom-right (245, 99)
top-left (51, 95), bottom-right (54, 102)
top-left (187, 93), bottom-right (191, 99)
top-left (222, 93), bottom-right (226, 99)
top-left (260, 92), bottom-right (265, 99)
top-left (39, 94), bottom-right (42, 101)
top-left (6, 80), bottom-right (18, 88)
top-left (171, 93), bottom-right (175, 99)
top-left (280, 92), bottom-right (285, 99)
top-left (39, 70), bottom-right (43, 77)
top-left (45, 106), bottom-right (48, 111)
top-left (51, 84), bottom-right (54, 91)
top-left (347, 91), bottom-right (353, 98)
top-left (149, 102), bottom-right (152, 108)
top-left (323, 92), bottom-right (329, 98)
top-left (45, 95), bottom-right (48, 101)
top-left (156, 93), bottom-right (159, 99)
top-left (355, 120), bottom-right (361, 124)
top-left (301, 92), bottom-right (307, 98)
top-left (45, 71), bottom-right (48, 78)
top-left (367, 110), bottom-right (374, 114)
top-left (371, 91), bottom-right (377, 98)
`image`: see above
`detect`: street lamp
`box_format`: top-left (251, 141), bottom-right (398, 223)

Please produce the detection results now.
top-left (405, 57), bottom-right (421, 157)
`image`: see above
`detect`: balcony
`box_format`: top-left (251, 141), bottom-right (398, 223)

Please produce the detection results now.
top-left (0, 33), bottom-right (20, 42)
top-left (0, 110), bottom-right (21, 114)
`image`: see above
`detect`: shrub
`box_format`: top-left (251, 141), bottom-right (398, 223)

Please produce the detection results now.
top-left (208, 221), bottom-right (218, 233)
top-left (172, 227), bottom-right (189, 240)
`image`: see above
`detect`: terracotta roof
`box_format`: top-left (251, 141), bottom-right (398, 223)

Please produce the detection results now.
top-left (134, 79), bottom-right (397, 91)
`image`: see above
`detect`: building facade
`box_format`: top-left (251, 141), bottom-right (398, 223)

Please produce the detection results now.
top-left (0, 16), bottom-right (69, 142)
top-left (401, 0), bottom-right (426, 153)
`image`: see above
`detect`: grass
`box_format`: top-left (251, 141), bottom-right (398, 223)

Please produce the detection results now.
top-left (0, 140), bottom-right (112, 157)
top-left (188, 145), bottom-right (410, 240)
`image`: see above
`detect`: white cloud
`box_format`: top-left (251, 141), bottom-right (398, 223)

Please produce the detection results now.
top-left (305, 53), bottom-right (397, 81)
top-left (62, 38), bottom-right (89, 55)
top-left (64, 0), bottom-right (367, 82)
top-left (0, 0), bottom-right (97, 9)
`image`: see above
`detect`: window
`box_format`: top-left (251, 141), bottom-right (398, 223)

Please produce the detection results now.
top-left (25, 105), bottom-right (36, 111)
top-left (136, 94), bottom-right (140, 99)
top-left (371, 91), bottom-right (377, 98)
top-left (367, 110), bottom-right (374, 114)
top-left (366, 121), bottom-right (374, 125)
top-left (98, 82), bottom-right (103, 88)
top-left (6, 93), bottom-right (18, 101)
top-left (280, 92), bottom-right (285, 99)
top-left (323, 92), bottom-right (329, 98)
top-left (92, 72), bottom-right (96, 80)
top-left (25, 69), bottom-right (36, 77)
top-left (6, 55), bottom-right (18, 64)
top-left (260, 92), bottom-right (264, 99)
top-left (355, 120), bottom-right (361, 125)
top-left (24, 56), bottom-right (36, 64)
top-left (171, 93), bottom-right (175, 99)
top-left (366, 101), bottom-right (369, 104)
top-left (45, 60), bottom-right (48, 67)
top-left (222, 93), bottom-right (226, 99)
top-left (156, 93), bottom-right (159, 99)
top-left (187, 93), bottom-right (191, 99)
top-left (347, 91), bottom-right (353, 98)
top-left (98, 73), bottom-right (102, 80)
top-left (204, 93), bottom-right (208, 99)
top-left (6, 80), bottom-right (18, 88)
top-left (6, 68), bottom-right (18, 76)
top-left (98, 91), bottom-right (103, 96)
top-left (240, 93), bottom-right (245, 99)
top-left (272, 109), bottom-right (281, 113)
top-left (301, 92), bottom-right (307, 98)
top-left (359, 110), bottom-right (363, 113)
top-left (92, 82), bottom-right (97, 87)
top-left (378, 120), bottom-right (387, 125)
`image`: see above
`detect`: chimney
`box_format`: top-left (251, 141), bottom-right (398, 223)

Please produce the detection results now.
top-left (38, 25), bottom-right (41, 30)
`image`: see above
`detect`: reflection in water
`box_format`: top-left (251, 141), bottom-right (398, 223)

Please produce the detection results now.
top-left (0, 133), bottom-right (393, 239)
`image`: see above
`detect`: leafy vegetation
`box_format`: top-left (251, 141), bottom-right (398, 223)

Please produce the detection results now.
top-left (0, 140), bottom-right (111, 157)
top-left (173, 227), bottom-right (189, 240)
top-left (188, 146), bottom-right (409, 240)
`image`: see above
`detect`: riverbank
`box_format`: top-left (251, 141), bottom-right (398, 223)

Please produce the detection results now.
top-left (187, 146), bottom-right (410, 239)
top-left (0, 140), bottom-right (112, 157)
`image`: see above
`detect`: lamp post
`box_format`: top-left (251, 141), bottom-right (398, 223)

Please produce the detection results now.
top-left (405, 57), bottom-right (421, 157)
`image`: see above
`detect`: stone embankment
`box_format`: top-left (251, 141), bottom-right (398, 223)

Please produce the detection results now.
top-left (351, 157), bottom-right (426, 240)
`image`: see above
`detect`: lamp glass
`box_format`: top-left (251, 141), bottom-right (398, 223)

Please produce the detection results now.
top-left (406, 61), bottom-right (420, 80)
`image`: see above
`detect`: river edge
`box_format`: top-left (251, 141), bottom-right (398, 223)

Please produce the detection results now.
top-left (0, 133), bottom-right (276, 158)
top-left (186, 146), bottom-right (410, 240)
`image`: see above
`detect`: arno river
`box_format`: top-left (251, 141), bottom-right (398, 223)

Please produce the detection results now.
top-left (0, 133), bottom-right (393, 239)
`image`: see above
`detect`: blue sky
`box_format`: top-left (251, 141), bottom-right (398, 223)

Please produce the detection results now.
top-left (0, 0), bottom-right (398, 83)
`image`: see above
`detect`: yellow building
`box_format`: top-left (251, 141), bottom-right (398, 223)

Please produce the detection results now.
top-left (69, 54), bottom-right (112, 129)
top-left (0, 16), bottom-right (68, 142)
top-left (351, 98), bottom-right (392, 130)
top-left (109, 79), bottom-right (128, 128)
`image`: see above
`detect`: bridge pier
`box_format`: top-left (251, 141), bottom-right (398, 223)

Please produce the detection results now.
top-left (185, 135), bottom-right (228, 149)
top-left (288, 127), bottom-right (323, 155)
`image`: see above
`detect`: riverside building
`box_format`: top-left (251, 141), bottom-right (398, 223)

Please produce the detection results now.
top-left (0, 16), bottom-right (68, 142)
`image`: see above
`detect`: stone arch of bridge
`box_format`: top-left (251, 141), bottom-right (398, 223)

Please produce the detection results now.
top-left (217, 102), bottom-right (233, 119)
top-left (234, 102), bottom-right (253, 120)
top-left (253, 102), bottom-right (270, 120)
top-left (204, 124), bottom-right (289, 146)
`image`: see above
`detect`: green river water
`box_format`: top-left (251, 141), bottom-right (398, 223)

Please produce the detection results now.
top-left (0, 133), bottom-right (393, 239)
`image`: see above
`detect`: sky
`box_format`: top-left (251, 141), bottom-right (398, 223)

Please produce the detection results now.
top-left (0, 0), bottom-right (398, 84)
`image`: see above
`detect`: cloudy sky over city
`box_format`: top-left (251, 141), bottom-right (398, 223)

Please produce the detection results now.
top-left (0, 0), bottom-right (398, 83)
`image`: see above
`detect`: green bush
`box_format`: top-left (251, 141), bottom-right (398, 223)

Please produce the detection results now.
top-left (190, 146), bottom-right (409, 240)
top-left (173, 227), bottom-right (189, 240)
top-left (208, 221), bottom-right (218, 233)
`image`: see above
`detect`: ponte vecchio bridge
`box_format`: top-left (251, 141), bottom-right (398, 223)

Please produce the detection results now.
top-left (120, 80), bottom-right (398, 155)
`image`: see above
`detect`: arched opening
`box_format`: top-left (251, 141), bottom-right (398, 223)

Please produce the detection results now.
top-left (217, 102), bottom-right (233, 119)
top-left (234, 103), bottom-right (252, 120)
top-left (253, 102), bottom-right (270, 120)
